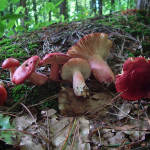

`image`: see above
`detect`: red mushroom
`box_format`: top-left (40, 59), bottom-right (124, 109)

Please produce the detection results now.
top-left (61, 58), bottom-right (91, 98)
top-left (0, 81), bottom-right (7, 106)
top-left (2, 58), bottom-right (20, 81)
top-left (115, 56), bottom-right (150, 101)
top-left (41, 53), bottom-right (70, 81)
top-left (67, 33), bottom-right (115, 84)
top-left (12, 56), bottom-right (48, 85)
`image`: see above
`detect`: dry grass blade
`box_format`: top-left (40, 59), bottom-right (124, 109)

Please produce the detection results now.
top-left (61, 118), bottom-right (73, 150)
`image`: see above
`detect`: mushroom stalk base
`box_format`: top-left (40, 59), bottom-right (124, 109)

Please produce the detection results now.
top-left (88, 55), bottom-right (115, 83)
top-left (73, 70), bottom-right (90, 97)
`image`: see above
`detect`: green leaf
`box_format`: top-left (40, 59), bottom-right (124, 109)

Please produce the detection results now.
top-left (40, 2), bottom-right (55, 14)
top-left (6, 20), bottom-right (15, 29)
top-left (54, 0), bottom-right (63, 7)
top-left (0, 114), bottom-right (17, 145)
top-left (10, 0), bottom-right (20, 2)
top-left (15, 25), bottom-right (26, 31)
top-left (7, 30), bottom-right (15, 37)
top-left (15, 6), bottom-right (24, 14)
top-left (0, 0), bottom-right (8, 11)
top-left (60, 14), bottom-right (65, 22)
top-left (1, 14), bottom-right (24, 21)
top-left (0, 21), bottom-right (5, 34)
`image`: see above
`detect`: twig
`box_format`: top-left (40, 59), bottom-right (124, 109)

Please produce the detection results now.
top-left (20, 103), bottom-right (50, 143)
top-left (27, 94), bottom-right (58, 107)
top-left (84, 90), bottom-right (126, 117)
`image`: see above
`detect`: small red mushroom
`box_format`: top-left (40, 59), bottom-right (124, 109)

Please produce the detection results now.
top-left (61, 58), bottom-right (91, 98)
top-left (67, 33), bottom-right (115, 84)
top-left (0, 81), bottom-right (7, 106)
top-left (115, 56), bottom-right (150, 101)
top-left (41, 53), bottom-right (70, 81)
top-left (2, 58), bottom-right (20, 81)
top-left (12, 56), bottom-right (48, 85)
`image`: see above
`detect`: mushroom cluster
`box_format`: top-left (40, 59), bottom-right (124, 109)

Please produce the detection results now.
top-left (67, 33), bottom-right (115, 84)
top-left (1, 32), bottom-right (114, 101)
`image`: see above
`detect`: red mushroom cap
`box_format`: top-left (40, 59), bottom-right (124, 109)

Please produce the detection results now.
top-left (12, 56), bottom-right (47, 85)
top-left (2, 58), bottom-right (20, 69)
top-left (115, 57), bottom-right (150, 101)
top-left (0, 85), bottom-right (7, 106)
top-left (42, 53), bottom-right (70, 65)
top-left (2, 58), bottom-right (20, 81)
top-left (41, 53), bottom-right (70, 81)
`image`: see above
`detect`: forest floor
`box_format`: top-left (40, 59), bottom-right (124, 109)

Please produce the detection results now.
top-left (0, 9), bottom-right (150, 150)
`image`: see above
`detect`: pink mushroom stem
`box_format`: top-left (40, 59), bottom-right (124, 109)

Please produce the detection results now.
top-left (88, 55), bottom-right (115, 83)
top-left (50, 63), bottom-right (60, 81)
top-left (72, 70), bottom-right (87, 97)
top-left (9, 68), bottom-right (16, 81)
top-left (28, 71), bottom-right (48, 86)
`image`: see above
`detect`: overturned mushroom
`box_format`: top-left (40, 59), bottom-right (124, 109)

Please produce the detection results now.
top-left (61, 58), bottom-right (91, 98)
top-left (67, 33), bottom-right (115, 84)
top-left (115, 57), bottom-right (150, 101)
top-left (2, 58), bottom-right (20, 81)
top-left (41, 53), bottom-right (70, 81)
top-left (12, 56), bottom-right (48, 85)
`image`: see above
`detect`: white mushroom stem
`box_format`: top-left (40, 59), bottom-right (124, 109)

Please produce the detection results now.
top-left (88, 55), bottom-right (115, 83)
top-left (28, 71), bottom-right (48, 85)
top-left (50, 63), bottom-right (59, 81)
top-left (72, 70), bottom-right (89, 97)
top-left (9, 67), bottom-right (16, 81)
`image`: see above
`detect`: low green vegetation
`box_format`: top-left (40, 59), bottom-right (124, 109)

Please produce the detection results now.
top-left (11, 82), bottom-right (60, 111)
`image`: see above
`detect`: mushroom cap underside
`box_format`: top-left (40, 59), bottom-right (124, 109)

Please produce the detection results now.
top-left (61, 58), bottom-right (91, 81)
top-left (67, 33), bottom-right (112, 60)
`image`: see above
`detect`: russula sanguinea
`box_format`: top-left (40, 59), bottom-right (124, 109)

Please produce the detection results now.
top-left (61, 58), bottom-right (91, 98)
top-left (67, 33), bottom-right (115, 84)
top-left (0, 81), bottom-right (7, 106)
top-left (115, 56), bottom-right (150, 101)
top-left (12, 56), bottom-right (48, 85)
top-left (41, 53), bottom-right (70, 81)
top-left (2, 58), bottom-right (20, 81)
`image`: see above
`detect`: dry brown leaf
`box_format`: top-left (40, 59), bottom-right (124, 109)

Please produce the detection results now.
top-left (58, 87), bottom-right (113, 116)
top-left (16, 113), bottom-right (37, 130)
top-left (20, 134), bottom-right (45, 150)
top-left (118, 102), bottom-right (132, 120)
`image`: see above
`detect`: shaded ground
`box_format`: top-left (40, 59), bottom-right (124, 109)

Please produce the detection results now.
top-left (0, 10), bottom-right (150, 150)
